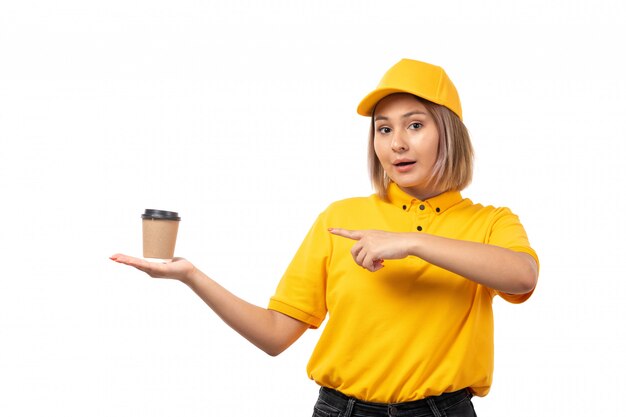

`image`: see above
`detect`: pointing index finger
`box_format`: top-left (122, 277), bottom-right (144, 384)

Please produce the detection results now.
top-left (328, 228), bottom-right (363, 240)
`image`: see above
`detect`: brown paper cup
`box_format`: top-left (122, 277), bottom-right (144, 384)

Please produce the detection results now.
top-left (141, 209), bottom-right (181, 259)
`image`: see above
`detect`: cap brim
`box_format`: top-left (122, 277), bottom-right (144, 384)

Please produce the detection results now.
top-left (357, 88), bottom-right (414, 117)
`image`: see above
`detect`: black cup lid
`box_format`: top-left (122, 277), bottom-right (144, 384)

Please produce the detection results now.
top-left (141, 209), bottom-right (181, 221)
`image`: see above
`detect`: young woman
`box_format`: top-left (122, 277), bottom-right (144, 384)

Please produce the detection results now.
top-left (111, 58), bottom-right (539, 417)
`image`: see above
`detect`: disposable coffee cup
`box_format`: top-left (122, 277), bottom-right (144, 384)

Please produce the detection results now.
top-left (141, 209), bottom-right (181, 260)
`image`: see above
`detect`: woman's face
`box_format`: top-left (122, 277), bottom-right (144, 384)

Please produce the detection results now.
top-left (373, 93), bottom-right (441, 200)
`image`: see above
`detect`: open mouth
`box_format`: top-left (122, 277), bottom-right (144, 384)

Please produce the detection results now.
top-left (394, 161), bottom-right (416, 167)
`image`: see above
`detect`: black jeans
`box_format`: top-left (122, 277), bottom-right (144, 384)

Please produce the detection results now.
top-left (313, 387), bottom-right (477, 417)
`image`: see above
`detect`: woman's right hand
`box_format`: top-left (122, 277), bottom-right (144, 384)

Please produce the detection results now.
top-left (110, 253), bottom-right (308, 355)
top-left (110, 254), bottom-right (196, 283)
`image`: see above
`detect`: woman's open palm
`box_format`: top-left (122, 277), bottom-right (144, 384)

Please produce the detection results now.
top-left (110, 254), bottom-right (196, 282)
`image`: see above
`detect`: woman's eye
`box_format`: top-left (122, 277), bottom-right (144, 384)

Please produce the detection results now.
top-left (409, 122), bottom-right (422, 129)
top-left (378, 127), bottom-right (392, 134)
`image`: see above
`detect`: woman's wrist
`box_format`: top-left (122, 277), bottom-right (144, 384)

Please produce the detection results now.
top-left (407, 232), bottom-right (424, 258)
top-left (180, 265), bottom-right (204, 287)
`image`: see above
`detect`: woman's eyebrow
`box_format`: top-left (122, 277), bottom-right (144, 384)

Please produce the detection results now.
top-left (402, 111), bottom-right (428, 118)
top-left (374, 110), bottom-right (427, 122)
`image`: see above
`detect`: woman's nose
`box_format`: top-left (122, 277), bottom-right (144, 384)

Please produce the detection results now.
top-left (391, 132), bottom-right (408, 152)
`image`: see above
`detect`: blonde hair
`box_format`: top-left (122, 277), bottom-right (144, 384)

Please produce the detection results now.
top-left (368, 95), bottom-right (474, 200)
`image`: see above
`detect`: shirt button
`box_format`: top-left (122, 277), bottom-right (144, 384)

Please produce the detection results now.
top-left (389, 406), bottom-right (398, 416)
top-left (419, 204), bottom-right (425, 210)
top-left (436, 207), bottom-right (441, 212)
top-left (417, 226), bottom-right (423, 231)
top-left (402, 205), bottom-right (407, 210)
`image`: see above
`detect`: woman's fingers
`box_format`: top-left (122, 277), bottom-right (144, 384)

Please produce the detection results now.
top-left (110, 254), bottom-right (165, 277)
top-left (330, 228), bottom-right (394, 272)
top-left (351, 242), bottom-right (363, 263)
top-left (328, 228), bottom-right (363, 240)
top-left (330, 229), bottom-right (388, 272)
top-left (348, 243), bottom-right (384, 272)
top-left (372, 259), bottom-right (384, 271)
top-left (356, 247), bottom-right (369, 268)
top-left (111, 254), bottom-right (146, 268)
top-left (362, 253), bottom-right (383, 272)
top-left (110, 253), bottom-right (134, 265)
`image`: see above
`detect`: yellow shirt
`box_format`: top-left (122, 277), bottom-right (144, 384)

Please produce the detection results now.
top-left (268, 183), bottom-right (539, 403)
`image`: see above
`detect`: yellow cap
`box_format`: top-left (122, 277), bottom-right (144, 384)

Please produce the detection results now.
top-left (357, 59), bottom-right (462, 120)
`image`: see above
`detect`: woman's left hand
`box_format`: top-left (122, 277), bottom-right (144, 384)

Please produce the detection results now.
top-left (328, 228), bottom-right (416, 272)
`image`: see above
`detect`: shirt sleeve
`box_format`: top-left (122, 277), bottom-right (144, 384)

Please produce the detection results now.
top-left (268, 209), bottom-right (331, 328)
top-left (486, 207), bottom-right (540, 304)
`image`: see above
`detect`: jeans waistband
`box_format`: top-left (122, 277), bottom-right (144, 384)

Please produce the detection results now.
top-left (318, 386), bottom-right (472, 417)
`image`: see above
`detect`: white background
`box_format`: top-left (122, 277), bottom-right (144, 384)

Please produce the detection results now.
top-left (1, 1), bottom-right (625, 415)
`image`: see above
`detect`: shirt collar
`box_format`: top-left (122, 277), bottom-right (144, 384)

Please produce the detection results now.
top-left (386, 182), bottom-right (463, 214)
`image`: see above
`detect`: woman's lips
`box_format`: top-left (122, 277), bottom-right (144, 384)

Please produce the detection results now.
top-left (393, 160), bottom-right (416, 173)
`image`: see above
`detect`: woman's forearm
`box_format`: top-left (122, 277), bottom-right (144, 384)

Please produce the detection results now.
top-left (328, 228), bottom-right (538, 294)
top-left (109, 254), bottom-right (307, 356)
top-left (182, 269), bottom-right (308, 356)
top-left (409, 233), bottom-right (538, 294)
